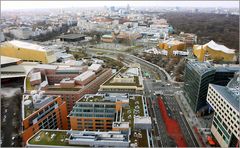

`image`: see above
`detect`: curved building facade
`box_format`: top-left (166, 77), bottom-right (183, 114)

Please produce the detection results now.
top-left (193, 40), bottom-right (235, 62)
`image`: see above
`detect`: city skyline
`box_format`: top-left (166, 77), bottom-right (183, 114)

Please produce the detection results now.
top-left (1, 1), bottom-right (239, 10)
top-left (1, 1), bottom-right (239, 147)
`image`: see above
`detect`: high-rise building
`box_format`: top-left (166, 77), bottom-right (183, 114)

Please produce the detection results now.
top-left (206, 73), bottom-right (240, 147)
top-left (183, 61), bottom-right (216, 112)
top-left (213, 64), bottom-right (240, 86)
top-left (184, 61), bottom-right (240, 113)
top-left (22, 95), bottom-right (68, 144)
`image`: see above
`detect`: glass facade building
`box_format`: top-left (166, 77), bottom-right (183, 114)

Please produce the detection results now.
top-left (183, 61), bottom-right (216, 112)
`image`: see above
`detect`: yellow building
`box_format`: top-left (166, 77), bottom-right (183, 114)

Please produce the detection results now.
top-left (159, 40), bottom-right (186, 56)
top-left (0, 40), bottom-right (56, 63)
top-left (193, 40), bottom-right (236, 62)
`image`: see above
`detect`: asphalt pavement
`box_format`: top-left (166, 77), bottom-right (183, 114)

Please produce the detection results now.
top-left (1, 81), bottom-right (23, 147)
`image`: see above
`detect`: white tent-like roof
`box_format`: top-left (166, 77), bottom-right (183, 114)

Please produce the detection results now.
top-left (204, 40), bottom-right (235, 54)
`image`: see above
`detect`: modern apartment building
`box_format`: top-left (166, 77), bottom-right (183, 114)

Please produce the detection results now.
top-left (0, 40), bottom-right (56, 63)
top-left (206, 73), bottom-right (240, 147)
top-left (183, 61), bottom-right (216, 112)
top-left (21, 95), bottom-right (68, 144)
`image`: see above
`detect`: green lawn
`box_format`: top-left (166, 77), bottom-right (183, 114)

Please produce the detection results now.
top-left (29, 131), bottom-right (69, 146)
top-left (26, 78), bottom-right (33, 91)
top-left (24, 106), bottom-right (35, 118)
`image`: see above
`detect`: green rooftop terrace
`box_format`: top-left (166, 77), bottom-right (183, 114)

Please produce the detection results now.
top-left (121, 96), bottom-right (147, 147)
top-left (104, 74), bottom-right (142, 87)
top-left (23, 96), bottom-right (36, 118)
top-left (122, 96), bottom-right (144, 127)
top-left (26, 77), bottom-right (33, 91)
top-left (79, 96), bottom-right (105, 102)
top-left (28, 130), bottom-right (70, 146)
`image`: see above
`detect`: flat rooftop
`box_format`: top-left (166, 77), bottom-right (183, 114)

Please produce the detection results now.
top-left (78, 93), bottom-right (129, 103)
top-left (121, 96), bottom-right (148, 147)
top-left (0, 56), bottom-right (22, 67)
top-left (27, 129), bottom-right (129, 147)
top-left (79, 95), bottom-right (105, 102)
top-left (59, 34), bottom-right (86, 40)
top-left (74, 71), bottom-right (95, 81)
top-left (23, 94), bottom-right (54, 119)
top-left (27, 130), bottom-right (70, 146)
top-left (215, 65), bottom-right (240, 72)
top-left (211, 84), bottom-right (240, 112)
top-left (188, 61), bottom-right (215, 75)
top-left (103, 67), bottom-right (141, 87)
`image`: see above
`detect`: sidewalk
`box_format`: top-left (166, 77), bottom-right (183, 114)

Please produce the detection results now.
top-left (175, 91), bottom-right (211, 147)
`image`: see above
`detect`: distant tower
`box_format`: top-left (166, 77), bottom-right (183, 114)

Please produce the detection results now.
top-left (195, 8), bottom-right (199, 13)
top-left (126, 4), bottom-right (130, 12)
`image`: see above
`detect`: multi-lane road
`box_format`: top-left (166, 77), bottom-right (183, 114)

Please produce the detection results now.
top-left (86, 47), bottom-right (199, 147)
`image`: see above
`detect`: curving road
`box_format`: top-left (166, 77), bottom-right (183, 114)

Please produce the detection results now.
top-left (86, 48), bottom-right (172, 82)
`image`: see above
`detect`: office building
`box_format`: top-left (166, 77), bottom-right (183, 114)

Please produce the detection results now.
top-left (99, 63), bottom-right (144, 94)
top-left (24, 64), bottom-right (112, 113)
top-left (184, 61), bottom-right (240, 113)
top-left (183, 61), bottom-right (216, 112)
top-left (68, 93), bottom-right (151, 147)
top-left (206, 73), bottom-right (240, 147)
top-left (213, 64), bottom-right (240, 86)
top-left (193, 40), bottom-right (236, 62)
top-left (0, 40), bottom-right (56, 63)
top-left (22, 94), bottom-right (68, 144)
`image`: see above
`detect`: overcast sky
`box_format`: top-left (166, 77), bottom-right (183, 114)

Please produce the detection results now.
top-left (1, 1), bottom-right (239, 10)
